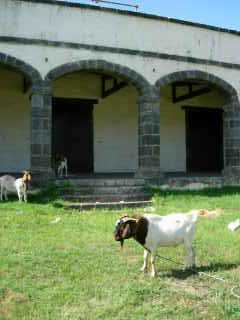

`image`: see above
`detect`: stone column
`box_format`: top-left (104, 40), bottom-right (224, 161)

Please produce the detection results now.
top-left (223, 96), bottom-right (240, 184)
top-left (136, 91), bottom-right (162, 184)
top-left (30, 82), bottom-right (53, 183)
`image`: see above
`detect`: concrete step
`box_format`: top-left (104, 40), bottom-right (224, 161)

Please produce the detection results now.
top-left (56, 177), bottom-right (149, 205)
top-left (62, 192), bottom-right (151, 203)
top-left (58, 185), bottom-right (146, 195)
top-left (164, 175), bottom-right (223, 188)
top-left (55, 178), bottom-right (145, 187)
top-left (65, 200), bottom-right (153, 210)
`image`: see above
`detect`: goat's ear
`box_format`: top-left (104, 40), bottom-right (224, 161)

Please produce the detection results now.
top-left (121, 223), bottom-right (131, 239)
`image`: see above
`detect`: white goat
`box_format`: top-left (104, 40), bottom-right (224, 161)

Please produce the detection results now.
top-left (114, 213), bottom-right (198, 277)
top-left (57, 157), bottom-right (68, 177)
top-left (0, 171), bottom-right (31, 202)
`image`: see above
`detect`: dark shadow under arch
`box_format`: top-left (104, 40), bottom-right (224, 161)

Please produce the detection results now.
top-left (0, 52), bottom-right (42, 84)
top-left (45, 59), bottom-right (151, 96)
top-left (155, 70), bottom-right (238, 101)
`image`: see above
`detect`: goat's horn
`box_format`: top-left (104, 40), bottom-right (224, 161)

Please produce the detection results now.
top-left (121, 217), bottom-right (137, 223)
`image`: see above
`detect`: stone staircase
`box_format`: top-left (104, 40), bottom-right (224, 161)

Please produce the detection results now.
top-left (55, 177), bottom-right (152, 209)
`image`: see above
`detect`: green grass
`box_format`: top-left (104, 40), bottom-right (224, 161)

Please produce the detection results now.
top-left (1, 187), bottom-right (240, 319)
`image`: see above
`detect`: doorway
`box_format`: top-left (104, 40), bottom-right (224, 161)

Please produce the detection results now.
top-left (52, 98), bottom-right (97, 174)
top-left (185, 107), bottom-right (223, 172)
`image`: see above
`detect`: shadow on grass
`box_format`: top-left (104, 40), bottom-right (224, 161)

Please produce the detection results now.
top-left (160, 262), bottom-right (238, 280)
top-left (27, 179), bottom-right (78, 207)
top-left (28, 183), bottom-right (62, 205)
top-left (13, 184), bottom-right (240, 208)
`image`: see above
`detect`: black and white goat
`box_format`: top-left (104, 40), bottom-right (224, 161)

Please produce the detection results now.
top-left (114, 213), bottom-right (198, 277)
top-left (0, 171), bottom-right (32, 202)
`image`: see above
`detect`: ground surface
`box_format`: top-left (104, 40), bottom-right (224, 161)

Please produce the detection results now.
top-left (1, 187), bottom-right (240, 319)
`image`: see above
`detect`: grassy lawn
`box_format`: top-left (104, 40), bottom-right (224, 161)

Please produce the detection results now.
top-left (1, 187), bottom-right (240, 319)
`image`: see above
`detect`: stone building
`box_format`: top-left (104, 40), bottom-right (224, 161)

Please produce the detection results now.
top-left (1, 0), bottom-right (240, 186)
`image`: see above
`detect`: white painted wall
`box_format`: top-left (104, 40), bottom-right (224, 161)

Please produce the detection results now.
top-left (1, 0), bottom-right (240, 65)
top-left (0, 69), bottom-right (30, 172)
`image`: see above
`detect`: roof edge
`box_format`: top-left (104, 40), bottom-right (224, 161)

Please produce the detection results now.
top-left (13, 0), bottom-right (240, 37)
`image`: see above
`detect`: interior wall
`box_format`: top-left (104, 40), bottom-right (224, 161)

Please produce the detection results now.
top-left (53, 72), bottom-right (138, 173)
top-left (94, 88), bottom-right (138, 172)
top-left (160, 84), bottom-right (227, 172)
top-left (0, 68), bottom-right (30, 172)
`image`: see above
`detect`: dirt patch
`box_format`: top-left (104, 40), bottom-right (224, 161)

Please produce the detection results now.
top-left (0, 288), bottom-right (28, 319)
top-left (166, 278), bottom-right (210, 298)
top-left (188, 208), bottom-right (224, 219)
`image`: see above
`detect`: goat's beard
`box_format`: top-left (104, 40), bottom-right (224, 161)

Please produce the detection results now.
top-left (120, 239), bottom-right (124, 249)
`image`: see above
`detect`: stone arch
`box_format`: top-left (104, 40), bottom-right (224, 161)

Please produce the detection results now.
top-left (155, 70), bottom-right (238, 102)
top-left (0, 52), bottom-right (42, 84)
top-left (155, 69), bottom-right (240, 184)
top-left (45, 59), bottom-right (152, 96)
top-left (45, 59), bottom-right (161, 181)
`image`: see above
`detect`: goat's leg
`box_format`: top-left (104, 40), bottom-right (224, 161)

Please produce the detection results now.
top-left (0, 184), bottom-right (3, 201)
top-left (57, 166), bottom-right (61, 177)
top-left (184, 243), bottom-right (196, 268)
top-left (4, 188), bottom-right (8, 201)
top-left (17, 189), bottom-right (22, 202)
top-left (150, 252), bottom-right (157, 277)
top-left (65, 166), bottom-right (68, 177)
top-left (23, 185), bottom-right (27, 202)
top-left (140, 249), bottom-right (149, 273)
top-left (23, 191), bottom-right (27, 203)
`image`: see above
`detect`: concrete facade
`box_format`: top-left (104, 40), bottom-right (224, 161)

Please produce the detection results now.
top-left (1, 0), bottom-right (240, 184)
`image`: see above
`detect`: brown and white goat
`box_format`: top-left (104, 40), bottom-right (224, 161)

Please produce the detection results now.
top-left (0, 171), bottom-right (31, 202)
top-left (114, 213), bottom-right (198, 277)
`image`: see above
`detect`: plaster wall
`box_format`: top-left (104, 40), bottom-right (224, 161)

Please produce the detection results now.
top-left (0, 68), bottom-right (30, 172)
top-left (1, 0), bottom-right (240, 65)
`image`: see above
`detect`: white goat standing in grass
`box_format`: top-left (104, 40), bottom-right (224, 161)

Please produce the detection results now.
top-left (114, 213), bottom-right (198, 277)
top-left (0, 171), bottom-right (32, 202)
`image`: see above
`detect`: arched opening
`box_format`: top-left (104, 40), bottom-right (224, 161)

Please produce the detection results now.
top-left (46, 60), bottom-right (150, 176)
top-left (0, 53), bottom-right (41, 173)
top-left (155, 71), bottom-right (238, 176)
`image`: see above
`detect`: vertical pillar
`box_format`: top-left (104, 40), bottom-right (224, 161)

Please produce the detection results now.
top-left (223, 95), bottom-right (240, 184)
top-left (31, 82), bottom-right (53, 183)
top-left (136, 90), bottom-right (162, 184)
